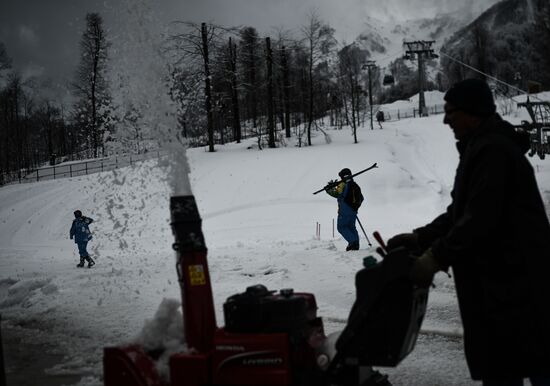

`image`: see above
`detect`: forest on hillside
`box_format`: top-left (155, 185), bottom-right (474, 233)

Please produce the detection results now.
top-left (0, 0), bottom-right (549, 184)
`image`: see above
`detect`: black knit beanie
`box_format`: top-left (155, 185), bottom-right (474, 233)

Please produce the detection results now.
top-left (339, 168), bottom-right (352, 178)
top-left (444, 78), bottom-right (496, 117)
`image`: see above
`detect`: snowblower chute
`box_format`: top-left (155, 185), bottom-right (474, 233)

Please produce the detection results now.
top-left (103, 195), bottom-right (428, 386)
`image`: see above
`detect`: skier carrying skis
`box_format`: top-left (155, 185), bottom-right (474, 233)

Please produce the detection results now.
top-left (325, 168), bottom-right (364, 251)
top-left (70, 210), bottom-right (95, 268)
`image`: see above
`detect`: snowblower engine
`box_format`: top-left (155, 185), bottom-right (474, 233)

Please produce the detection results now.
top-left (103, 195), bottom-right (428, 386)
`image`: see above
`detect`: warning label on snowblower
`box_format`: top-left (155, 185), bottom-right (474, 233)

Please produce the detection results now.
top-left (189, 264), bottom-right (206, 285)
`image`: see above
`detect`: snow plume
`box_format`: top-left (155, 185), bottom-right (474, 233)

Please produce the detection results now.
top-left (166, 147), bottom-right (193, 196)
top-left (136, 298), bottom-right (188, 379)
top-left (108, 0), bottom-right (178, 153)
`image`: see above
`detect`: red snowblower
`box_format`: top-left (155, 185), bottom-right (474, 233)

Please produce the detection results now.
top-left (103, 195), bottom-right (429, 386)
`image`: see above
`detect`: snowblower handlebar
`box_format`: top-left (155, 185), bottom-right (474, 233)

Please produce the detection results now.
top-left (373, 231), bottom-right (387, 253)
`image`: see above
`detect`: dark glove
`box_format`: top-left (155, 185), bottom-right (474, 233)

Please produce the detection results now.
top-left (325, 180), bottom-right (338, 195)
top-left (325, 179), bottom-right (336, 188)
top-left (410, 248), bottom-right (441, 287)
top-left (387, 232), bottom-right (419, 251)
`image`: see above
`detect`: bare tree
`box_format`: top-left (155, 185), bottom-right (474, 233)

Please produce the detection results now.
top-left (168, 21), bottom-right (232, 152)
top-left (265, 37), bottom-right (276, 148)
top-left (168, 56), bottom-right (207, 145)
top-left (239, 27), bottom-right (261, 130)
top-left (338, 44), bottom-right (368, 143)
top-left (228, 38), bottom-right (242, 143)
top-left (270, 28), bottom-right (295, 140)
top-left (280, 45), bottom-right (291, 138)
top-left (301, 10), bottom-right (336, 146)
top-left (34, 102), bottom-right (67, 165)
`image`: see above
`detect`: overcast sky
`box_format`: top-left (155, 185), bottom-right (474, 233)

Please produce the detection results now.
top-left (0, 0), bottom-right (499, 96)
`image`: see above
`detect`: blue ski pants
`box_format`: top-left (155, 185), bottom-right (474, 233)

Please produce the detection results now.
top-left (337, 203), bottom-right (359, 245)
top-left (76, 241), bottom-right (90, 258)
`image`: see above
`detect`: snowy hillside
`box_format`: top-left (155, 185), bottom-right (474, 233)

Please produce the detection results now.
top-left (356, 0), bottom-right (501, 23)
top-left (349, 0), bottom-right (502, 69)
top-left (1, 94), bottom-right (550, 385)
top-left (331, 0), bottom-right (500, 47)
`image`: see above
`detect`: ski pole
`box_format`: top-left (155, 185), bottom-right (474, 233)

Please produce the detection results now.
top-left (355, 215), bottom-right (372, 247)
top-left (313, 163), bottom-right (378, 194)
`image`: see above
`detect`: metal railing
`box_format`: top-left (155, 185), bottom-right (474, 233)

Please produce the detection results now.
top-left (1, 151), bottom-right (165, 186)
top-left (378, 103), bottom-right (446, 122)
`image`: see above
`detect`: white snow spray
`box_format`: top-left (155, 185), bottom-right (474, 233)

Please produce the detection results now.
top-left (168, 144), bottom-right (193, 197)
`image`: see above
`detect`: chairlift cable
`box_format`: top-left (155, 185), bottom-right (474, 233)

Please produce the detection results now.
top-left (437, 51), bottom-right (546, 102)
top-left (403, 51), bottom-right (544, 106)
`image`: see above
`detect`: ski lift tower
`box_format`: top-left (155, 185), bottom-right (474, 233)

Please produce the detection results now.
top-left (403, 40), bottom-right (438, 117)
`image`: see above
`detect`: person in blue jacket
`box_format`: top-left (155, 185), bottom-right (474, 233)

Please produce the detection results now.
top-left (70, 210), bottom-right (95, 268)
top-left (325, 168), bottom-right (364, 251)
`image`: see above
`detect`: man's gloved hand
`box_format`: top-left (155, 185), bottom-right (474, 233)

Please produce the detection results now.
top-left (387, 232), bottom-right (419, 251)
top-left (410, 248), bottom-right (441, 287)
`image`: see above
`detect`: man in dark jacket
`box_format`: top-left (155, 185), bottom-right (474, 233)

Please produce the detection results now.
top-left (325, 168), bottom-right (364, 250)
top-left (70, 210), bottom-right (95, 268)
top-left (387, 79), bottom-right (550, 385)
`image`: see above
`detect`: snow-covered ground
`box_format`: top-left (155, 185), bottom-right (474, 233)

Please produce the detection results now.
top-left (1, 94), bottom-right (549, 386)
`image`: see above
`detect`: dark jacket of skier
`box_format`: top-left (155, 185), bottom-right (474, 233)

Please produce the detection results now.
top-left (70, 216), bottom-right (94, 243)
top-left (413, 114), bottom-right (550, 380)
top-left (326, 169), bottom-right (363, 250)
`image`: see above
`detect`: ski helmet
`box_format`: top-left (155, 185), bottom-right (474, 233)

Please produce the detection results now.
top-left (338, 168), bottom-right (352, 178)
top-left (74, 210), bottom-right (82, 218)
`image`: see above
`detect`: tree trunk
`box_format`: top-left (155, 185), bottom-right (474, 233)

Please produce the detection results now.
top-left (307, 43), bottom-right (313, 146)
top-left (229, 38), bottom-right (242, 143)
top-left (281, 46), bottom-right (291, 138)
top-left (266, 37), bottom-right (275, 148)
top-left (202, 23), bottom-right (215, 152)
top-left (350, 75), bottom-right (357, 143)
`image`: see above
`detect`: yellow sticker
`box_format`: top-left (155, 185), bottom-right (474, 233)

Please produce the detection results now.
top-left (189, 264), bottom-right (206, 286)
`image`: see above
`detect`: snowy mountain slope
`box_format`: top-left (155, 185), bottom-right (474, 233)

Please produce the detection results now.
top-left (348, 0), bottom-right (502, 69)
top-left (439, 0), bottom-right (550, 89)
top-left (1, 94), bottom-right (550, 385)
top-left (356, 0), bottom-right (501, 23)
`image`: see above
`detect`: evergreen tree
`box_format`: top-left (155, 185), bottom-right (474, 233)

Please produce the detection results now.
top-left (72, 12), bottom-right (111, 158)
